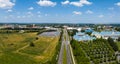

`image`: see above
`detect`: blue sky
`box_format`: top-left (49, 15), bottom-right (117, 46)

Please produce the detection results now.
top-left (0, 0), bottom-right (120, 23)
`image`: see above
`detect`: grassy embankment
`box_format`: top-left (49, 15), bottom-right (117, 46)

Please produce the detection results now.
top-left (116, 42), bottom-right (120, 51)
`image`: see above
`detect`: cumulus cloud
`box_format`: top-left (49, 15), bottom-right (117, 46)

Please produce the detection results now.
top-left (86, 10), bottom-right (93, 14)
top-left (22, 16), bottom-right (26, 18)
top-left (37, 11), bottom-right (41, 14)
top-left (38, 15), bottom-right (41, 17)
top-left (61, 0), bottom-right (92, 7)
top-left (27, 11), bottom-right (32, 14)
top-left (0, 0), bottom-right (15, 9)
top-left (73, 11), bottom-right (82, 15)
top-left (17, 16), bottom-right (21, 18)
top-left (61, 0), bottom-right (70, 5)
top-left (115, 2), bottom-right (120, 6)
top-left (8, 15), bottom-right (14, 18)
top-left (98, 14), bottom-right (104, 18)
top-left (70, 0), bottom-right (92, 7)
top-left (12, 0), bottom-right (16, 3)
top-left (28, 7), bottom-right (34, 10)
top-left (7, 9), bottom-right (12, 12)
top-left (37, 0), bottom-right (56, 7)
top-left (27, 11), bottom-right (34, 17)
top-left (45, 14), bottom-right (48, 16)
top-left (108, 7), bottom-right (114, 10)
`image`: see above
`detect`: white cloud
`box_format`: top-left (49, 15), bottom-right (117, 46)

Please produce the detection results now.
top-left (61, 0), bottom-right (70, 5)
top-left (70, 1), bottom-right (83, 7)
top-left (27, 11), bottom-right (32, 14)
top-left (86, 10), bottom-right (93, 14)
top-left (73, 11), bottom-right (82, 15)
top-left (70, 0), bottom-right (92, 7)
top-left (4, 16), bottom-right (8, 19)
top-left (28, 7), bottom-right (34, 10)
top-left (98, 14), bottom-right (104, 18)
top-left (0, 0), bottom-right (15, 9)
top-left (8, 15), bottom-right (14, 18)
top-left (17, 16), bottom-right (21, 18)
top-left (108, 7), bottom-right (114, 10)
top-left (12, 0), bottom-right (16, 3)
top-left (38, 15), bottom-right (41, 17)
top-left (7, 9), bottom-right (12, 12)
top-left (37, 0), bottom-right (56, 7)
top-left (45, 14), bottom-right (48, 16)
top-left (55, 14), bottom-right (58, 16)
top-left (37, 11), bottom-right (41, 14)
top-left (27, 11), bottom-right (33, 16)
top-left (115, 2), bottom-right (120, 6)
top-left (22, 16), bottom-right (26, 18)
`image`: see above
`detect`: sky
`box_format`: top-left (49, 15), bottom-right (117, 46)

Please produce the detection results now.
top-left (0, 0), bottom-right (120, 23)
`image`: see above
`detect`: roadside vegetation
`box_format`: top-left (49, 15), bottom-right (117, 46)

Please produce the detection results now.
top-left (116, 42), bottom-right (120, 51)
top-left (63, 45), bottom-right (67, 64)
top-left (70, 39), bottom-right (90, 64)
top-left (70, 38), bottom-right (117, 64)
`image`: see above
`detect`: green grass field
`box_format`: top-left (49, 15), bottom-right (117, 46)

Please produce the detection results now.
top-left (0, 32), bottom-right (59, 64)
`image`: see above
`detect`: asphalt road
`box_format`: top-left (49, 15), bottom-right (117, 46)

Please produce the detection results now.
top-left (58, 29), bottom-right (73, 64)
top-left (58, 35), bottom-right (65, 64)
top-left (64, 29), bottom-right (72, 64)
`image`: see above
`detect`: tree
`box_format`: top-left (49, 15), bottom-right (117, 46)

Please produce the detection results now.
top-left (72, 29), bottom-right (78, 36)
top-left (115, 27), bottom-right (120, 31)
top-left (36, 37), bottom-right (39, 40)
top-left (30, 42), bottom-right (35, 47)
top-left (81, 30), bottom-right (85, 32)
top-left (118, 37), bottom-right (120, 41)
top-left (107, 37), bottom-right (118, 51)
top-left (86, 32), bottom-right (92, 36)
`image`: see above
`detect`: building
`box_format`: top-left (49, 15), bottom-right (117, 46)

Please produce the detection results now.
top-left (73, 32), bottom-right (96, 41)
top-left (92, 31), bottom-right (120, 40)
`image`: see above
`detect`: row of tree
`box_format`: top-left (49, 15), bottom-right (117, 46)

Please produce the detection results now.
top-left (68, 29), bottom-right (118, 64)
top-left (70, 39), bottom-right (90, 64)
top-left (0, 29), bottom-right (45, 33)
top-left (107, 37), bottom-right (118, 51)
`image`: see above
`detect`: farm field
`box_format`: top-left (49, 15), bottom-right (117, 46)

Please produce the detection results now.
top-left (0, 32), bottom-right (60, 64)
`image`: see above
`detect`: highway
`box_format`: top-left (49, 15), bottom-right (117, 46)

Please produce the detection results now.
top-left (64, 29), bottom-right (72, 64)
top-left (58, 33), bottom-right (65, 64)
top-left (58, 29), bottom-right (73, 64)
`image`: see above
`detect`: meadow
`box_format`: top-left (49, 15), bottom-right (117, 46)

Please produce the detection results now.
top-left (0, 32), bottom-right (59, 64)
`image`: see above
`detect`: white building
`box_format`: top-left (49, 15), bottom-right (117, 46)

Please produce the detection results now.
top-left (92, 31), bottom-right (120, 40)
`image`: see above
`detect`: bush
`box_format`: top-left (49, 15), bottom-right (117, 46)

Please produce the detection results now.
top-left (29, 42), bottom-right (35, 47)
top-left (36, 37), bottom-right (39, 40)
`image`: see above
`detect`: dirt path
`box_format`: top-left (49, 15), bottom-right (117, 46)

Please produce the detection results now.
top-left (14, 44), bottom-right (29, 53)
